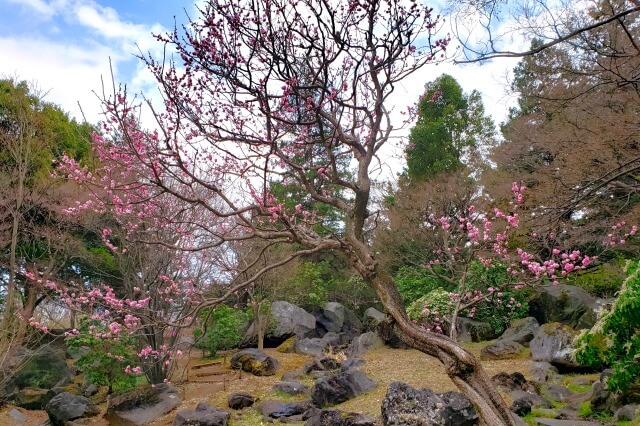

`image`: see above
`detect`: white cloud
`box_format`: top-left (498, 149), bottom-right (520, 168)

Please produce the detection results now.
top-left (3, 0), bottom-right (57, 19)
top-left (0, 36), bottom-right (118, 122)
top-left (0, 0), bottom-right (173, 124)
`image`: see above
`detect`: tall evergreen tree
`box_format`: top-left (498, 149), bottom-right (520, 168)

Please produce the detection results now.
top-left (405, 74), bottom-right (494, 181)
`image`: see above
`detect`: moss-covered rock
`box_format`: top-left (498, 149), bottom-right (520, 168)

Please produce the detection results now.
top-left (276, 336), bottom-right (296, 353)
top-left (230, 349), bottom-right (280, 376)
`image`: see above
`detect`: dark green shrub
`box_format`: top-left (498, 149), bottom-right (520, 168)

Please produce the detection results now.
top-left (565, 260), bottom-right (625, 298)
top-left (394, 265), bottom-right (454, 304)
top-left (576, 260), bottom-right (640, 394)
top-left (279, 261), bottom-right (332, 311)
top-left (405, 262), bottom-right (530, 335)
top-left (194, 305), bottom-right (250, 357)
top-left (459, 262), bottom-right (530, 334)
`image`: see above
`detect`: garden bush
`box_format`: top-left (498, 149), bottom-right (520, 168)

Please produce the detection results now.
top-left (394, 265), bottom-right (454, 304)
top-left (564, 259), bottom-right (625, 298)
top-left (194, 305), bottom-right (250, 357)
top-left (404, 262), bottom-right (530, 335)
top-left (67, 318), bottom-right (140, 394)
top-left (576, 260), bottom-right (640, 394)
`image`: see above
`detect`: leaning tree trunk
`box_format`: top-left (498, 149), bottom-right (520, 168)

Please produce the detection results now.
top-left (370, 270), bottom-right (516, 426)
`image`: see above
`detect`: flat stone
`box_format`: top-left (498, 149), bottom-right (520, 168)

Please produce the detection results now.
top-left (257, 400), bottom-right (310, 419)
top-left (510, 390), bottom-right (553, 409)
top-left (106, 384), bottom-right (181, 425)
top-left (533, 419), bottom-right (602, 426)
top-left (173, 403), bottom-right (230, 426)
top-left (273, 381), bottom-right (310, 396)
top-left (304, 408), bottom-right (376, 426)
top-left (7, 408), bottom-right (27, 424)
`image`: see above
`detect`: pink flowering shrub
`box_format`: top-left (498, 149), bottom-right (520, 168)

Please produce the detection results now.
top-left (67, 318), bottom-right (140, 393)
top-left (406, 182), bottom-right (635, 340)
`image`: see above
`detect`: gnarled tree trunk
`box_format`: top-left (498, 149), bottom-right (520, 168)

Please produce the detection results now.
top-left (369, 269), bottom-right (516, 426)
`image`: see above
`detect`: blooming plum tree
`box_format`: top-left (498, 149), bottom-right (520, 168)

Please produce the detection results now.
top-left (53, 0), bottom-right (529, 424)
top-left (411, 182), bottom-right (636, 340)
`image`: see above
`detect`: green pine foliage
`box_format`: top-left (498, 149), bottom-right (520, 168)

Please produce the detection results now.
top-left (405, 74), bottom-right (494, 181)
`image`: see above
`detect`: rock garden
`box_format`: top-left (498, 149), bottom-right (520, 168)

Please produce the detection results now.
top-left (1, 287), bottom-right (638, 426)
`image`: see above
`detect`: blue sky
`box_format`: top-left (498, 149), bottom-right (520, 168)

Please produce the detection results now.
top-left (0, 0), bottom-right (197, 122)
top-left (0, 0), bottom-right (519, 127)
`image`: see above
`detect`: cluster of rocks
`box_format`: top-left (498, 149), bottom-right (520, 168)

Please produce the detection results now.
top-left (4, 286), bottom-right (632, 425)
top-left (190, 346), bottom-right (483, 426)
top-left (478, 284), bottom-right (614, 369)
top-left (239, 300), bottom-right (401, 358)
top-left (472, 284), bottom-right (639, 423)
top-left (488, 366), bottom-right (639, 424)
top-left (224, 348), bottom-right (378, 424)
top-left (1, 345), bottom-right (109, 413)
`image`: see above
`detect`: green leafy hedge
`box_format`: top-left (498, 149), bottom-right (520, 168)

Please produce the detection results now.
top-left (576, 260), bottom-right (640, 394)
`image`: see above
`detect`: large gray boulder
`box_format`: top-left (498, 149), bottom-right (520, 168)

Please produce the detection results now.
top-left (347, 332), bottom-right (384, 357)
top-left (362, 307), bottom-right (385, 332)
top-left (481, 340), bottom-right (525, 360)
top-left (381, 381), bottom-right (479, 426)
top-left (530, 323), bottom-right (580, 369)
top-left (311, 369), bottom-right (377, 407)
top-left (362, 307), bottom-right (407, 349)
top-left (498, 317), bottom-right (540, 346)
top-left (46, 392), bottom-right (100, 426)
top-left (457, 318), bottom-right (498, 343)
top-left (529, 284), bottom-right (609, 329)
top-left (106, 383), bottom-right (182, 425)
top-left (4, 346), bottom-right (73, 401)
top-left (242, 301), bottom-right (316, 347)
top-left (230, 349), bottom-right (280, 376)
top-left (318, 302), bottom-right (346, 333)
top-left (271, 301), bottom-right (318, 337)
top-left (315, 302), bottom-right (362, 338)
top-left (173, 402), bottom-right (230, 426)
